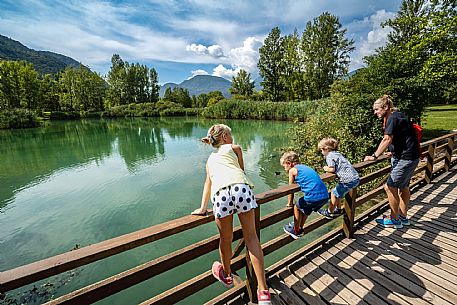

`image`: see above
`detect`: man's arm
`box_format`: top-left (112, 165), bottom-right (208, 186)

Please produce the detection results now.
top-left (364, 134), bottom-right (393, 161)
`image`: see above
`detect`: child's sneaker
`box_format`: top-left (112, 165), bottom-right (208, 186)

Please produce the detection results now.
top-left (318, 208), bottom-right (333, 219)
top-left (211, 261), bottom-right (233, 288)
top-left (283, 223), bottom-right (303, 239)
top-left (330, 208), bottom-right (344, 217)
top-left (375, 215), bottom-right (403, 229)
top-left (257, 289), bottom-right (272, 305)
top-left (398, 214), bottom-right (410, 226)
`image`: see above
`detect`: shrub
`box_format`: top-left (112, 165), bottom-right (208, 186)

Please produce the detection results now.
top-left (0, 108), bottom-right (41, 129)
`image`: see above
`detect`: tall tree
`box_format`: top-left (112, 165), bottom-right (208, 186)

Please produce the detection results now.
top-left (149, 68), bottom-right (160, 103)
top-left (301, 12), bottom-right (354, 100)
top-left (229, 69), bottom-right (254, 98)
top-left (258, 27), bottom-right (286, 102)
top-left (282, 29), bottom-right (303, 101)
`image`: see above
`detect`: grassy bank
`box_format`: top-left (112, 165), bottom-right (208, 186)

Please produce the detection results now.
top-left (422, 104), bottom-right (457, 140)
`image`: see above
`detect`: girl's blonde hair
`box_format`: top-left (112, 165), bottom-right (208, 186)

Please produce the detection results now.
top-left (318, 137), bottom-right (339, 151)
top-left (280, 151), bottom-right (300, 165)
top-left (373, 94), bottom-right (394, 110)
top-left (201, 124), bottom-right (232, 148)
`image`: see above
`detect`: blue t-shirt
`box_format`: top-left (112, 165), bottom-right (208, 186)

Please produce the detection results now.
top-left (294, 164), bottom-right (329, 202)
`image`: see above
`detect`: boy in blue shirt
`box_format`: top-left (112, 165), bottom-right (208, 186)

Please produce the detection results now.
top-left (280, 151), bottom-right (329, 239)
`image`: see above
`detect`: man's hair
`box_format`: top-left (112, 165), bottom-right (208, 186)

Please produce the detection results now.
top-left (373, 94), bottom-right (394, 110)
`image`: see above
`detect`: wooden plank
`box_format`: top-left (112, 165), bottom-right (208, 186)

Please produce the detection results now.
top-left (313, 245), bottom-right (386, 305)
top-left (328, 240), bottom-right (428, 305)
top-left (340, 237), bottom-right (454, 305)
top-left (289, 258), bottom-right (348, 305)
top-left (276, 268), bottom-right (326, 305)
top-left (268, 274), bottom-right (305, 305)
top-left (361, 223), bottom-right (457, 284)
top-left (360, 220), bottom-right (457, 276)
top-left (336, 238), bottom-right (448, 305)
top-left (359, 166), bottom-right (391, 186)
top-left (355, 227), bottom-right (457, 302)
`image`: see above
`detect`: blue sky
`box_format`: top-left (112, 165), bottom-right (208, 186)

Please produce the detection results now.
top-left (0, 0), bottom-right (401, 84)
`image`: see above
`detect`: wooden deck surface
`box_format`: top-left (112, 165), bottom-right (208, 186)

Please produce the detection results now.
top-left (229, 167), bottom-right (457, 305)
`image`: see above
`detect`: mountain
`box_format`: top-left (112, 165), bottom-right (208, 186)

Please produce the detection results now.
top-left (160, 75), bottom-right (232, 98)
top-left (0, 34), bottom-right (84, 74)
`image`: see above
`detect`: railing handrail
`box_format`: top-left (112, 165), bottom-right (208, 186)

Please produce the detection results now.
top-left (1, 132), bottom-right (456, 304)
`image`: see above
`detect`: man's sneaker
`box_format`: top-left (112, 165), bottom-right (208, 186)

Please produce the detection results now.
top-left (211, 261), bottom-right (233, 288)
top-left (257, 289), bottom-right (272, 305)
top-left (398, 214), bottom-right (410, 226)
top-left (330, 208), bottom-right (344, 217)
top-left (376, 215), bottom-right (403, 229)
top-left (318, 208), bottom-right (333, 219)
top-left (283, 223), bottom-right (303, 239)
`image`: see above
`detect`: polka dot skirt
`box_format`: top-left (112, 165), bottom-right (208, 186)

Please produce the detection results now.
top-left (212, 183), bottom-right (257, 219)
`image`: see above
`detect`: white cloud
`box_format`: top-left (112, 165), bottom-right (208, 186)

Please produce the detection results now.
top-left (349, 9), bottom-right (396, 70)
top-left (212, 64), bottom-right (240, 79)
top-left (186, 43), bottom-right (225, 58)
top-left (190, 69), bottom-right (209, 78)
top-left (229, 37), bottom-right (262, 73)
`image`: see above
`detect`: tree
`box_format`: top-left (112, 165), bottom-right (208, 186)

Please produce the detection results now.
top-left (282, 29), bottom-right (304, 101)
top-left (258, 27), bottom-right (286, 102)
top-left (229, 69), bottom-right (254, 98)
top-left (300, 12), bottom-right (354, 100)
top-left (149, 68), bottom-right (160, 103)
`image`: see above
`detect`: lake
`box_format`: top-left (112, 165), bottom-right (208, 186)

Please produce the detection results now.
top-left (0, 117), bottom-right (335, 304)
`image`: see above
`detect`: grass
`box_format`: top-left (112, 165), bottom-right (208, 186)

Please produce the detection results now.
top-left (422, 104), bottom-right (457, 140)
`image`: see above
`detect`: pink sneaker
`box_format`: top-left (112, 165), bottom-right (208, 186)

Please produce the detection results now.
top-left (211, 261), bottom-right (233, 288)
top-left (257, 289), bottom-right (271, 305)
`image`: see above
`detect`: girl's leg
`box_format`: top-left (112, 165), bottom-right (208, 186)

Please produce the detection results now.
top-left (238, 210), bottom-right (267, 291)
top-left (215, 215), bottom-right (234, 276)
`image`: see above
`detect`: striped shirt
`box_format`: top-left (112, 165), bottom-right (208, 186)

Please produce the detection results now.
top-left (326, 151), bottom-right (359, 184)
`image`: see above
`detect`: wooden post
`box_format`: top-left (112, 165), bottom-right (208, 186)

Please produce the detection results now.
top-left (444, 136), bottom-right (454, 172)
top-left (425, 143), bottom-right (436, 183)
top-left (343, 187), bottom-right (357, 239)
top-left (245, 206), bottom-right (260, 302)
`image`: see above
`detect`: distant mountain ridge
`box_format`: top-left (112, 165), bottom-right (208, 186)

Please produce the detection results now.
top-left (160, 75), bottom-right (232, 98)
top-left (0, 34), bottom-right (84, 74)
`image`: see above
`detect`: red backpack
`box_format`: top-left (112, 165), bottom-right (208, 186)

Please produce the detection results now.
top-left (412, 123), bottom-right (423, 156)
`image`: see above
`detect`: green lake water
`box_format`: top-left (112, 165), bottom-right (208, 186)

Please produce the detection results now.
top-left (0, 117), bottom-right (336, 304)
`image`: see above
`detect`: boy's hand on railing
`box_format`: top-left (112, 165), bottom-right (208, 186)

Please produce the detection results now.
top-left (364, 155), bottom-right (376, 162)
top-left (191, 208), bottom-right (208, 216)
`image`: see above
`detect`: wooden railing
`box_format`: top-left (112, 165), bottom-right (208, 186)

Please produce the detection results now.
top-left (1, 131), bottom-right (456, 305)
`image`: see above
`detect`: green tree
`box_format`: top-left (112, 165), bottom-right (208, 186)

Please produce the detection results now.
top-left (149, 68), bottom-right (160, 103)
top-left (301, 12), bottom-right (354, 100)
top-left (229, 69), bottom-right (254, 98)
top-left (258, 27), bottom-right (286, 102)
top-left (282, 29), bottom-right (304, 101)
top-left (106, 54), bottom-right (126, 107)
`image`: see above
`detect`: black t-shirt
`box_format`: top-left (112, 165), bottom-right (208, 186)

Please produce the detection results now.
top-left (384, 112), bottom-right (419, 160)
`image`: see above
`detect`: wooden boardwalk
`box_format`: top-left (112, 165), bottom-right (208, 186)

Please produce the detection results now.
top-left (231, 167), bottom-right (457, 305)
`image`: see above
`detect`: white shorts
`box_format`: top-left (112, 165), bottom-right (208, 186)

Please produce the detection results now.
top-left (212, 183), bottom-right (257, 219)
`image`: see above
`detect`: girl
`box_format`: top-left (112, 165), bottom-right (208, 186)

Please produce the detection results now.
top-left (191, 124), bottom-right (271, 304)
top-left (317, 137), bottom-right (360, 219)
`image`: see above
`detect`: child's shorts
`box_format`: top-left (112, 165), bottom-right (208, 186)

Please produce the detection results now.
top-left (297, 197), bottom-right (328, 216)
top-left (212, 183), bottom-right (257, 219)
top-left (332, 178), bottom-right (360, 198)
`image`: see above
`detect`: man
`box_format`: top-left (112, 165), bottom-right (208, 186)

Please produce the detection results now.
top-left (364, 95), bottom-right (420, 228)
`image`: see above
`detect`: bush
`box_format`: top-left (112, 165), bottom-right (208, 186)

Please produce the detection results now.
top-left (202, 99), bottom-right (315, 121)
top-left (0, 108), bottom-right (41, 129)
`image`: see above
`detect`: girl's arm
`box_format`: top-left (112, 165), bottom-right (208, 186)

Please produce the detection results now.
top-left (232, 144), bottom-right (245, 171)
top-left (192, 163), bottom-right (212, 216)
top-left (287, 167), bottom-right (297, 207)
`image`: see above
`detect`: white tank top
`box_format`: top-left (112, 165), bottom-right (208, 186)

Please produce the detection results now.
top-left (207, 144), bottom-right (253, 196)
